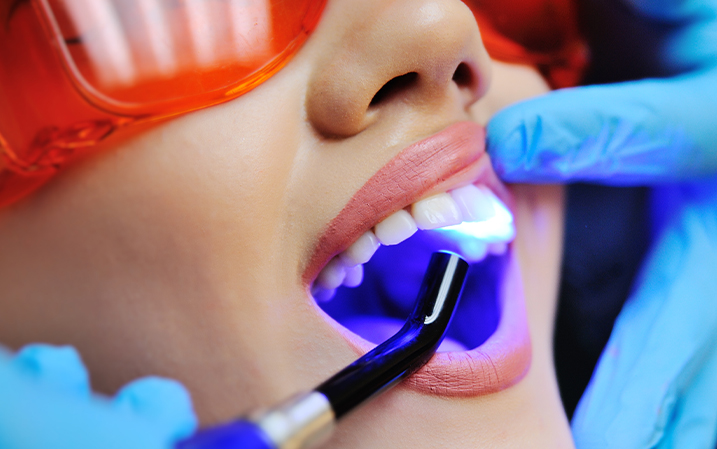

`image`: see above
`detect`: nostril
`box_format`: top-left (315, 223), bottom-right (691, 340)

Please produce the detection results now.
top-left (369, 72), bottom-right (419, 107)
top-left (452, 62), bottom-right (473, 88)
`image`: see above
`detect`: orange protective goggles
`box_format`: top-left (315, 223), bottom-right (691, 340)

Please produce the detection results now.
top-left (0, 0), bottom-right (585, 207)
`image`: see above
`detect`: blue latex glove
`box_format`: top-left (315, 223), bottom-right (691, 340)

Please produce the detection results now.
top-left (571, 184), bottom-right (717, 448)
top-left (0, 344), bottom-right (197, 449)
top-left (487, 1), bottom-right (717, 186)
top-left (486, 0), bottom-right (717, 447)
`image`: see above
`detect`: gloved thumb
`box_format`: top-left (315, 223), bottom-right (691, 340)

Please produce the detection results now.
top-left (486, 67), bottom-right (717, 185)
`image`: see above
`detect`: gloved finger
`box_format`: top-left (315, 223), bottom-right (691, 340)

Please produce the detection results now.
top-left (486, 67), bottom-right (717, 185)
top-left (571, 182), bottom-right (717, 448)
top-left (0, 353), bottom-right (183, 449)
top-left (114, 376), bottom-right (197, 441)
top-left (11, 344), bottom-right (90, 397)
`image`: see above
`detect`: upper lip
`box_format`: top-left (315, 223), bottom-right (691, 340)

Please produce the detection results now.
top-left (304, 121), bottom-right (531, 397)
top-left (303, 121), bottom-right (510, 284)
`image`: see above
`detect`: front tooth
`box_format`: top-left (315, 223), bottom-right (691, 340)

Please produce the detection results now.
top-left (340, 231), bottom-right (380, 266)
top-left (410, 192), bottom-right (463, 230)
top-left (343, 264), bottom-right (364, 287)
top-left (374, 209), bottom-right (417, 245)
top-left (315, 257), bottom-right (346, 290)
top-left (450, 184), bottom-right (495, 222)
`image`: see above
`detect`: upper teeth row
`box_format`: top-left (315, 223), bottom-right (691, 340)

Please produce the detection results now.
top-left (311, 183), bottom-right (514, 301)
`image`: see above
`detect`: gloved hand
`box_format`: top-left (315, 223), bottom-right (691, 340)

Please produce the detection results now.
top-left (487, 0), bottom-right (717, 186)
top-left (485, 0), bottom-right (717, 447)
top-left (570, 184), bottom-right (717, 448)
top-left (0, 344), bottom-right (197, 449)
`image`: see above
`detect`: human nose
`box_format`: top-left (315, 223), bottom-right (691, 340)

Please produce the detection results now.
top-left (306, 0), bottom-right (490, 138)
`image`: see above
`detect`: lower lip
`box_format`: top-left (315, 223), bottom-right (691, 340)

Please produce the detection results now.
top-left (321, 249), bottom-right (531, 397)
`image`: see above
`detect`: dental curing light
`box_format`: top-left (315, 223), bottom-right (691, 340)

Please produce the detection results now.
top-left (177, 251), bottom-right (469, 449)
top-left (435, 191), bottom-right (515, 262)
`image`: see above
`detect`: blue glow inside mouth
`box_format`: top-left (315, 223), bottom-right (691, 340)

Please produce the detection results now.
top-left (319, 230), bottom-right (505, 351)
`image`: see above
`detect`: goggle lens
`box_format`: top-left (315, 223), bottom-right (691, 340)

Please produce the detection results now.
top-left (0, 0), bottom-right (326, 206)
top-left (39, 0), bottom-right (326, 115)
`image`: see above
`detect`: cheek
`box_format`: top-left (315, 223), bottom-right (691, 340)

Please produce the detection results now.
top-left (62, 73), bottom-right (310, 295)
top-left (512, 184), bottom-right (565, 353)
top-left (469, 60), bottom-right (551, 126)
top-left (172, 82), bottom-right (303, 223)
top-left (161, 85), bottom-right (302, 218)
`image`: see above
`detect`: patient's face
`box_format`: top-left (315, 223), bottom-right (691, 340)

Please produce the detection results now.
top-left (0, 0), bottom-right (572, 447)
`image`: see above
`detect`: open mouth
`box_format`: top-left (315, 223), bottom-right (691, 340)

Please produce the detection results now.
top-left (303, 122), bottom-right (531, 397)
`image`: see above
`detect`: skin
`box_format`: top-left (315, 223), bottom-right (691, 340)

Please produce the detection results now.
top-left (0, 0), bottom-right (572, 446)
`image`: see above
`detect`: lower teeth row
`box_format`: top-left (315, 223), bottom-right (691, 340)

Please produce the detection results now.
top-left (312, 183), bottom-right (514, 301)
